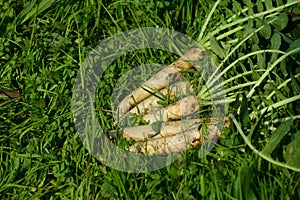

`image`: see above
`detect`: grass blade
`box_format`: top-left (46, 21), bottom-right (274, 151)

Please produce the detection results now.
top-left (17, 0), bottom-right (57, 25)
top-left (197, 0), bottom-right (221, 42)
top-left (247, 47), bottom-right (300, 98)
top-left (229, 114), bottom-right (300, 172)
top-left (261, 120), bottom-right (293, 156)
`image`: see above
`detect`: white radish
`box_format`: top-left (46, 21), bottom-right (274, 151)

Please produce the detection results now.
top-left (128, 124), bottom-right (223, 155)
top-left (142, 95), bottom-right (200, 123)
top-left (115, 48), bottom-right (204, 120)
top-left (129, 81), bottom-right (194, 116)
top-left (119, 117), bottom-right (230, 141)
top-left (122, 118), bottom-right (200, 141)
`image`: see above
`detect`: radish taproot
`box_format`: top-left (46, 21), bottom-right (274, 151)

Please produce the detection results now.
top-left (129, 81), bottom-right (194, 116)
top-left (122, 118), bottom-right (199, 141)
top-left (111, 46), bottom-right (230, 155)
top-left (118, 117), bottom-right (230, 142)
top-left (142, 95), bottom-right (200, 123)
top-left (128, 124), bottom-right (224, 155)
top-left (116, 48), bottom-right (204, 120)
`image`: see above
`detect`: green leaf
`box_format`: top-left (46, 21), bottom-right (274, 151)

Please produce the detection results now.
top-left (291, 75), bottom-right (300, 95)
top-left (209, 36), bottom-right (226, 59)
top-left (280, 59), bottom-right (288, 76)
top-left (285, 131), bottom-right (300, 168)
top-left (272, 12), bottom-right (289, 31)
top-left (256, 1), bottom-right (264, 13)
top-left (235, 166), bottom-right (257, 200)
top-left (148, 121), bottom-right (163, 138)
top-left (16, 0), bottom-right (57, 25)
top-left (15, 0), bottom-right (37, 24)
top-left (265, 0), bottom-right (274, 10)
top-left (261, 120), bottom-right (293, 156)
top-left (245, 0), bottom-right (254, 15)
top-left (251, 33), bottom-right (260, 44)
top-left (270, 32), bottom-right (281, 49)
top-left (270, 32), bottom-right (281, 62)
top-left (287, 38), bottom-right (300, 52)
top-left (151, 121), bottom-right (162, 133)
top-left (239, 93), bottom-right (250, 127)
top-left (258, 21), bottom-right (272, 39)
top-left (267, 84), bottom-right (286, 100)
top-left (232, 1), bottom-right (242, 13)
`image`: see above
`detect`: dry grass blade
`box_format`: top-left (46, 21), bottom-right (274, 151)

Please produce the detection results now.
top-left (0, 89), bottom-right (21, 101)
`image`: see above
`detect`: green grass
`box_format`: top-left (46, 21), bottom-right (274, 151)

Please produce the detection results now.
top-left (1, 0), bottom-right (300, 199)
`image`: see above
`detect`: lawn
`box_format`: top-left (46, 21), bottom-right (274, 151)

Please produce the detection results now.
top-left (1, 0), bottom-right (300, 199)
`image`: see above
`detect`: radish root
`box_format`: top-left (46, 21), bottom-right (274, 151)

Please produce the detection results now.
top-left (116, 48), bottom-right (204, 121)
top-left (111, 47), bottom-right (229, 155)
top-left (128, 123), bottom-right (227, 155)
top-left (142, 95), bottom-right (200, 123)
top-left (129, 81), bottom-right (193, 116)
